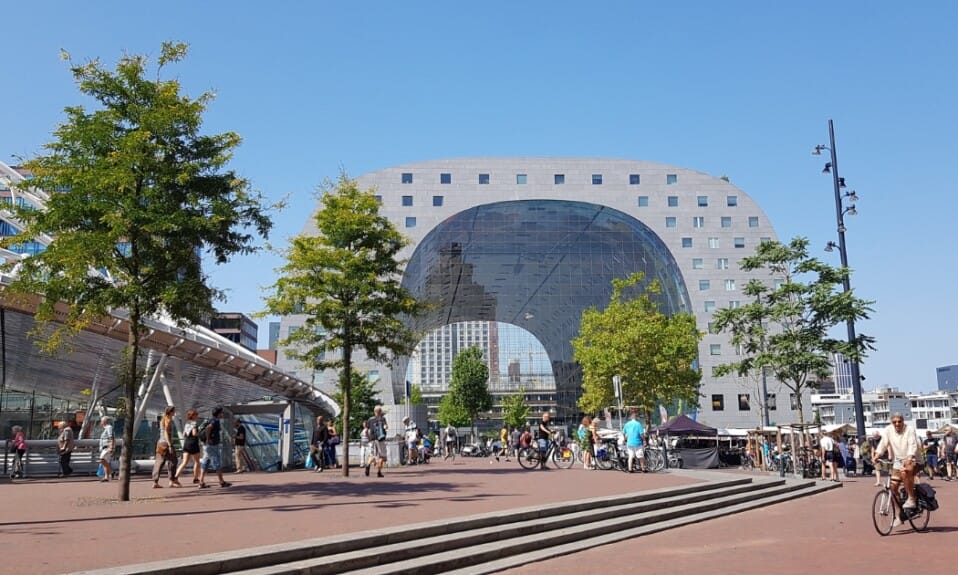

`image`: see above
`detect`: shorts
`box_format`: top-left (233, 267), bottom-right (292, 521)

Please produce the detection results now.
top-left (98, 448), bottom-right (114, 462)
top-left (201, 444), bottom-right (222, 471)
top-left (627, 446), bottom-right (644, 459)
top-left (926, 454), bottom-right (939, 469)
top-left (537, 439), bottom-right (549, 452)
top-left (372, 440), bottom-right (387, 459)
top-left (823, 451), bottom-right (836, 463)
top-left (947, 451), bottom-right (958, 465)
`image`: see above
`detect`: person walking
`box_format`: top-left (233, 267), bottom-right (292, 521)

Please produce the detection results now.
top-left (326, 420), bottom-right (340, 469)
top-left (359, 419), bottom-right (372, 468)
top-left (97, 417), bottom-right (115, 482)
top-left (944, 428), bottom-right (957, 481)
top-left (10, 425), bottom-right (26, 478)
top-left (197, 407), bottom-right (231, 489)
top-left (579, 416), bottom-right (595, 470)
top-left (442, 422), bottom-right (458, 460)
top-left (310, 416), bottom-right (328, 472)
top-left (233, 418), bottom-right (249, 473)
top-left (922, 430), bottom-right (940, 480)
top-left (365, 406), bottom-right (388, 478)
top-left (152, 406), bottom-right (182, 488)
top-left (622, 410), bottom-right (646, 473)
top-left (56, 421), bottom-right (75, 478)
top-left (867, 430), bottom-right (882, 486)
top-left (175, 408), bottom-right (203, 483)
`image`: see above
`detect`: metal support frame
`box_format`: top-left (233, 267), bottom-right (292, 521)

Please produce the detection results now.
top-left (132, 354), bottom-right (168, 433)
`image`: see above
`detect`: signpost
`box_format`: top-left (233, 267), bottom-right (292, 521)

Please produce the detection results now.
top-left (612, 375), bottom-right (623, 430)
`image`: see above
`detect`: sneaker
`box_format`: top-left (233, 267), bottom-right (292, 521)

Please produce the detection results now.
top-left (892, 517), bottom-right (902, 527)
top-left (219, 482), bottom-right (232, 488)
top-left (903, 498), bottom-right (917, 510)
top-left (99, 478), bottom-right (109, 483)
top-left (193, 478), bottom-right (200, 484)
top-left (199, 483), bottom-right (210, 489)
top-left (377, 471), bottom-right (384, 478)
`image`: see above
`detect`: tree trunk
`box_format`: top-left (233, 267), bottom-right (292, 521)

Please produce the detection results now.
top-left (341, 345), bottom-right (351, 478)
top-left (119, 316), bottom-right (140, 501)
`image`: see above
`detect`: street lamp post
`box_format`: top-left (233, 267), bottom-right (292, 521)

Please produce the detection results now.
top-left (815, 119), bottom-right (866, 441)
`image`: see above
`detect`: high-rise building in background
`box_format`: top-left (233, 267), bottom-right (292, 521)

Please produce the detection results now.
top-left (268, 321), bottom-right (281, 350)
top-left (415, 321), bottom-right (498, 392)
top-left (937, 365), bottom-right (958, 392)
top-left (210, 312), bottom-right (258, 352)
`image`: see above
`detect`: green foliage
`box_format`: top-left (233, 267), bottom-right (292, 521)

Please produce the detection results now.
top-left (573, 273), bottom-right (702, 425)
top-left (711, 237), bottom-right (875, 424)
top-left (501, 388), bottom-right (531, 429)
top-left (263, 173), bottom-right (425, 476)
top-left (437, 393), bottom-right (471, 427)
top-left (4, 43), bottom-right (271, 500)
top-left (333, 370), bottom-right (381, 438)
top-left (409, 384), bottom-right (424, 405)
top-left (445, 346), bottom-right (492, 435)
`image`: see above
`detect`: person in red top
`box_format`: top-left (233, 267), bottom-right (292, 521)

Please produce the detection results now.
top-left (519, 426), bottom-right (533, 449)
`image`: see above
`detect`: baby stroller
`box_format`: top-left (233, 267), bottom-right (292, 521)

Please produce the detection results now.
top-left (844, 453), bottom-right (857, 476)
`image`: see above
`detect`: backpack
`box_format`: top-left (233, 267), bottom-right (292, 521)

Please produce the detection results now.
top-left (916, 482), bottom-right (940, 511)
top-left (197, 419), bottom-right (212, 444)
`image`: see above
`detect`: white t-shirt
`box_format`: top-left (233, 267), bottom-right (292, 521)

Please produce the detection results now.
top-left (820, 435), bottom-right (834, 452)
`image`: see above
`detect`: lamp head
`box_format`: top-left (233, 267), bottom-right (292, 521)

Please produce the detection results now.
top-left (846, 191), bottom-right (859, 202)
top-left (824, 241), bottom-right (837, 252)
top-left (822, 163), bottom-right (832, 174)
top-left (845, 205), bottom-right (857, 216)
top-left (813, 144), bottom-right (828, 156)
top-left (838, 177), bottom-right (847, 188)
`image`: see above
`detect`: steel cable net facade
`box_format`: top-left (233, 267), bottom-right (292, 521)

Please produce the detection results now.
top-left (393, 199), bottom-right (691, 418)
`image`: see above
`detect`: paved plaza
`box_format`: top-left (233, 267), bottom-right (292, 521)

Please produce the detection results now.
top-left (0, 458), bottom-right (955, 575)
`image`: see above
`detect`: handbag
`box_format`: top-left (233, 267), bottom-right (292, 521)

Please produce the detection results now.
top-left (305, 453), bottom-right (314, 469)
top-left (184, 434), bottom-right (200, 454)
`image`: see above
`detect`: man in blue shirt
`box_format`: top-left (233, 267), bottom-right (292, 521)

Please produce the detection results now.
top-left (622, 409), bottom-right (646, 473)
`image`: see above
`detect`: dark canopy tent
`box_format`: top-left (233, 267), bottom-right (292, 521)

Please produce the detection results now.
top-left (658, 415), bottom-right (720, 468)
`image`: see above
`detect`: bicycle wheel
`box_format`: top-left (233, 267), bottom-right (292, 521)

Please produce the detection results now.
top-left (908, 504), bottom-right (931, 532)
top-left (647, 449), bottom-right (664, 472)
top-left (872, 490), bottom-right (896, 536)
top-left (553, 445), bottom-right (576, 469)
top-left (594, 445), bottom-right (614, 470)
top-left (517, 447), bottom-right (540, 470)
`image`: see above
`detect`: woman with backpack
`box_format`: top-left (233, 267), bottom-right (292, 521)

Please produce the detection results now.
top-left (175, 408), bottom-right (203, 483)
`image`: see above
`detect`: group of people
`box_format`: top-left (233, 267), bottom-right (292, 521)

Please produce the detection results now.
top-left (309, 415), bottom-right (342, 472)
top-left (578, 410), bottom-right (647, 472)
top-left (146, 405), bottom-right (239, 489)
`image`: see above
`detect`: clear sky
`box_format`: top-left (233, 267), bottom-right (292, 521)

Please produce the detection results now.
top-left (2, 2), bottom-right (955, 394)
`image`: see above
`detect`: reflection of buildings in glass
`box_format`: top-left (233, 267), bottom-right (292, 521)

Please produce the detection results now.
top-left (508, 360), bottom-right (521, 385)
top-left (414, 320), bottom-right (498, 391)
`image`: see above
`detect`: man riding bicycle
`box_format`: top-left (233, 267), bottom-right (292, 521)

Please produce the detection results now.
top-left (537, 412), bottom-right (553, 470)
top-left (871, 413), bottom-right (919, 510)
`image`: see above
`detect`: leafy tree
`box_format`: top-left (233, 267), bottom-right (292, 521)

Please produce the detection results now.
top-left (501, 388), bottom-right (531, 429)
top-left (333, 370), bottom-right (381, 438)
top-left (263, 173), bottom-right (424, 476)
top-left (409, 384), bottom-right (424, 405)
top-left (446, 346), bottom-right (492, 438)
top-left (711, 237), bottom-right (875, 424)
top-left (436, 394), bottom-right (471, 427)
top-left (573, 273), bottom-right (702, 426)
top-left (4, 43), bottom-right (271, 501)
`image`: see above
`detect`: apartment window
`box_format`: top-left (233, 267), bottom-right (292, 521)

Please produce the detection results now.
top-left (374, 195), bottom-right (382, 203)
top-left (667, 174), bottom-right (677, 185)
top-left (592, 174), bottom-right (603, 185)
top-left (717, 258), bottom-right (729, 270)
top-left (768, 394), bottom-right (777, 411)
top-left (665, 217), bottom-right (676, 228)
top-left (704, 300), bottom-right (716, 313)
top-left (748, 216), bottom-right (759, 228)
top-left (729, 300), bottom-right (741, 308)
top-left (405, 216), bottom-right (417, 228)
top-left (725, 279), bottom-right (736, 291)
top-left (734, 237), bottom-right (746, 248)
top-left (710, 344), bottom-right (721, 356)
top-left (554, 174), bottom-right (565, 185)
top-left (699, 279), bottom-right (710, 291)
top-left (738, 394), bottom-right (750, 411)
top-left (682, 237), bottom-right (693, 248)
top-left (638, 196), bottom-right (649, 207)
top-left (697, 196), bottom-right (709, 207)
top-left (479, 173), bottom-right (490, 184)
top-left (432, 196), bottom-right (443, 207)
top-left (693, 216), bottom-right (705, 228)
top-left (790, 393), bottom-right (799, 410)
top-left (516, 174), bottom-right (527, 184)
top-left (402, 195), bottom-right (413, 207)
top-left (692, 258), bottom-right (703, 269)
top-left (708, 237), bottom-right (719, 249)
top-left (629, 174), bottom-right (641, 185)
top-left (668, 196), bottom-right (679, 207)
top-left (440, 173), bottom-right (452, 184)
top-left (712, 394), bottom-right (725, 411)
top-left (721, 216), bottom-right (732, 228)
top-left (760, 236), bottom-right (772, 244)
top-left (727, 195), bottom-right (738, 207)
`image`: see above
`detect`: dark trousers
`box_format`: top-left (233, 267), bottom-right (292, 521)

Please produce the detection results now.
top-left (58, 451), bottom-right (73, 477)
top-left (323, 444), bottom-right (337, 467)
top-left (152, 450), bottom-right (179, 482)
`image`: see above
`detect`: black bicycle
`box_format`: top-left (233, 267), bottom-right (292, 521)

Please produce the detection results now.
top-left (518, 433), bottom-right (576, 470)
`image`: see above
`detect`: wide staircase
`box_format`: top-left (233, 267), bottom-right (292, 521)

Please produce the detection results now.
top-left (75, 473), bottom-right (838, 575)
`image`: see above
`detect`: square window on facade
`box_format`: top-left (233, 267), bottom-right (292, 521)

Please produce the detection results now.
top-left (768, 394), bottom-right (777, 411)
top-left (699, 279), bottom-right (710, 291)
top-left (692, 258), bottom-right (703, 269)
top-left (667, 174), bottom-right (677, 185)
top-left (761, 236), bottom-right (771, 244)
top-left (734, 237), bottom-right (746, 248)
top-left (717, 258), bottom-right (729, 270)
top-left (668, 196), bottom-right (679, 207)
top-left (440, 173), bottom-right (452, 184)
top-left (433, 196), bottom-right (443, 207)
top-left (554, 174), bottom-right (565, 185)
top-left (374, 195), bottom-right (382, 203)
top-left (517, 174), bottom-right (527, 184)
top-left (729, 300), bottom-right (740, 308)
top-left (727, 195), bottom-right (738, 206)
top-left (697, 196), bottom-right (708, 207)
top-left (638, 196), bottom-right (649, 207)
top-left (402, 195), bottom-right (413, 207)
top-left (479, 173), bottom-right (490, 184)
top-left (704, 300), bottom-right (716, 313)
top-left (708, 237), bottom-right (719, 249)
top-left (405, 216), bottom-right (417, 228)
top-left (738, 394), bottom-right (750, 411)
top-left (710, 343), bottom-right (721, 355)
top-left (748, 216), bottom-right (759, 228)
top-left (665, 217), bottom-right (677, 228)
top-left (592, 174), bottom-right (602, 185)
top-left (401, 172), bottom-right (413, 184)
top-left (682, 237), bottom-right (693, 248)
top-left (725, 279), bottom-right (736, 291)
top-left (790, 393), bottom-right (799, 411)
top-left (693, 216), bottom-right (705, 228)
top-left (721, 216), bottom-right (732, 228)
top-left (712, 394), bottom-right (725, 411)
top-left (629, 174), bottom-right (641, 185)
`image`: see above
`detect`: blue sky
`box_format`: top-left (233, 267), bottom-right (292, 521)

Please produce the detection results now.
top-left (2, 2), bottom-right (956, 393)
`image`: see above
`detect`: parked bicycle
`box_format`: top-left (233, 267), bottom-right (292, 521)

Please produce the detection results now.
top-left (871, 459), bottom-right (933, 535)
top-left (517, 432), bottom-right (575, 469)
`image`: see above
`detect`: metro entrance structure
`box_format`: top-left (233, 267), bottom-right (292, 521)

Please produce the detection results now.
top-left (281, 158), bottom-right (807, 429)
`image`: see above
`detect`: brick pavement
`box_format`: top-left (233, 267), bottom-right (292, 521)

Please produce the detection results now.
top-left (0, 457), bottom-right (695, 575)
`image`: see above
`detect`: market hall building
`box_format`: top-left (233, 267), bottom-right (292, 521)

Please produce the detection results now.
top-left (278, 158), bottom-right (811, 430)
